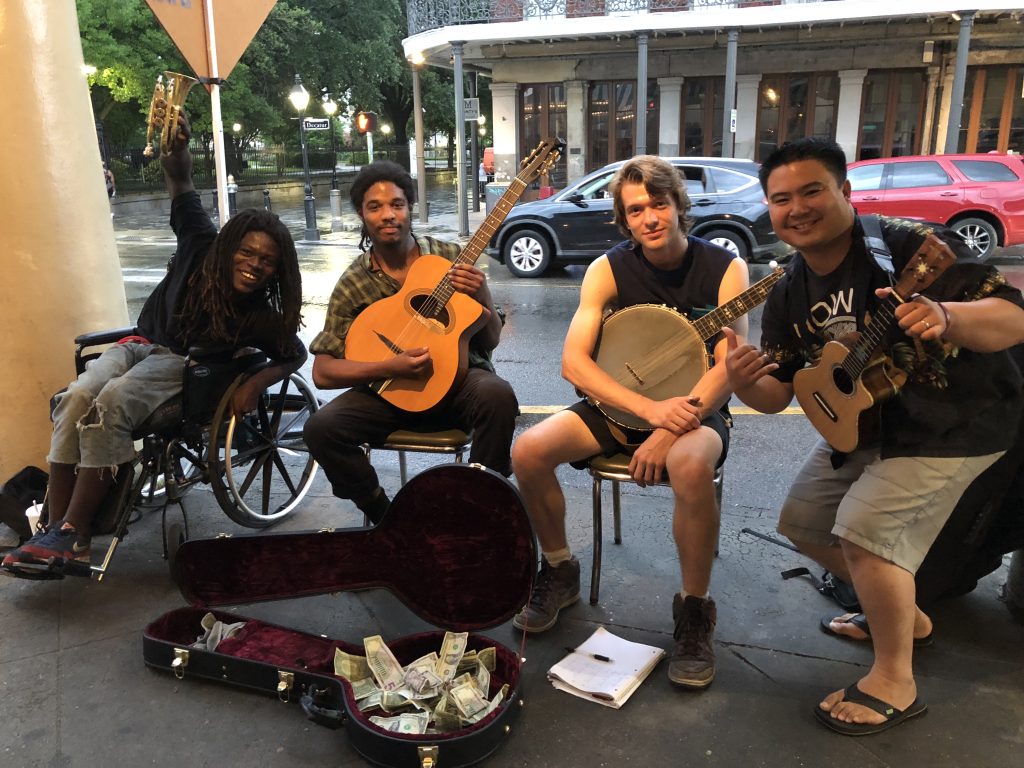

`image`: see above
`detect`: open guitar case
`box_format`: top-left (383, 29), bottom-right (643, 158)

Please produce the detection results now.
top-left (143, 463), bottom-right (537, 768)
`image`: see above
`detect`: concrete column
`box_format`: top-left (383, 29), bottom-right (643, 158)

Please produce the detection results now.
top-left (565, 80), bottom-right (588, 182)
top-left (836, 69), bottom-right (869, 161)
top-left (658, 77), bottom-right (685, 156)
top-left (0, 0), bottom-right (129, 480)
top-left (734, 74), bottom-right (762, 161)
top-left (722, 29), bottom-right (739, 157)
top-left (934, 68), bottom-right (956, 155)
top-left (636, 32), bottom-right (649, 156)
top-left (944, 11), bottom-right (976, 154)
top-left (920, 66), bottom-right (941, 155)
top-left (491, 82), bottom-right (519, 183)
top-left (452, 41), bottom-right (468, 236)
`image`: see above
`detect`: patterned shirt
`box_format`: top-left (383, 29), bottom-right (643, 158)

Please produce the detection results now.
top-left (310, 234), bottom-right (495, 371)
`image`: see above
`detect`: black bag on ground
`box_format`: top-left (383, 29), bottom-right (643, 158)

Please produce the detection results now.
top-left (0, 466), bottom-right (49, 541)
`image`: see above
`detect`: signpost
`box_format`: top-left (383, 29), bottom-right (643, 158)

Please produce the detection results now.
top-left (145, 0), bottom-right (278, 225)
top-left (463, 97), bottom-right (480, 121)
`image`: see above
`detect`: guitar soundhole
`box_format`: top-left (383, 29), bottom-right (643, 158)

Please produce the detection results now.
top-left (831, 366), bottom-right (855, 396)
top-left (410, 294), bottom-right (450, 327)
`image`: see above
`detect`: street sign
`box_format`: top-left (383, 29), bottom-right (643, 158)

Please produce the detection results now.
top-left (303, 118), bottom-right (330, 130)
top-left (463, 97), bottom-right (480, 121)
top-left (145, 0), bottom-right (277, 85)
top-left (730, 108), bottom-right (737, 133)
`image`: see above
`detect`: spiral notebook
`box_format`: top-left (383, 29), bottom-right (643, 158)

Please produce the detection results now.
top-left (547, 627), bottom-right (665, 709)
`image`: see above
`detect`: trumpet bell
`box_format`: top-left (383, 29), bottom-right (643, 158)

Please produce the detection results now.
top-left (143, 70), bottom-right (198, 158)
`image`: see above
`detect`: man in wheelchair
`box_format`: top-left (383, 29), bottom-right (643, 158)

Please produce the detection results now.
top-left (2, 110), bottom-right (305, 578)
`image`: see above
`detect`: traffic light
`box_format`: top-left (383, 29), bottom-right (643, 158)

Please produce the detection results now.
top-left (355, 111), bottom-right (377, 135)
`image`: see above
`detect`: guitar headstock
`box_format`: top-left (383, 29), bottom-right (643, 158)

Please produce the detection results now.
top-left (517, 137), bottom-right (565, 185)
top-left (893, 233), bottom-right (956, 299)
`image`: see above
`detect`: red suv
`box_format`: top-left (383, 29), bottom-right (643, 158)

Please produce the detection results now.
top-left (847, 153), bottom-right (1024, 259)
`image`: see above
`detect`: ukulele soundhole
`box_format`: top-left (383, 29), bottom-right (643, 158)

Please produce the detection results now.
top-left (409, 293), bottom-right (451, 328)
top-left (831, 366), bottom-right (855, 396)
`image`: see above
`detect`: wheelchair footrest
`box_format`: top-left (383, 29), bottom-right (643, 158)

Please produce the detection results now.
top-left (1, 555), bottom-right (92, 580)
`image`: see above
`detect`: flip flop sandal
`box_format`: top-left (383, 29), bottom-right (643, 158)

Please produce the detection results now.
top-left (814, 683), bottom-right (928, 736)
top-left (820, 612), bottom-right (934, 648)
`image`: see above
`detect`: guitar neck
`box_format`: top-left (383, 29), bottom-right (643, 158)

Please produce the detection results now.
top-left (691, 270), bottom-right (784, 341)
top-left (841, 293), bottom-right (902, 378)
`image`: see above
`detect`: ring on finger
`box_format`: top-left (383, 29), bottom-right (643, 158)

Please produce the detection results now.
top-left (922, 320), bottom-right (931, 329)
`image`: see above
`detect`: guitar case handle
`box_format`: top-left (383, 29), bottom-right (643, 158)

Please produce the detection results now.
top-left (300, 692), bottom-right (346, 730)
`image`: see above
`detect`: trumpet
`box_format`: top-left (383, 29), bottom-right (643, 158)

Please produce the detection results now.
top-left (143, 71), bottom-right (198, 158)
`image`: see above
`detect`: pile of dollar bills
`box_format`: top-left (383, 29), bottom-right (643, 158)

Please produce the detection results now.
top-left (335, 631), bottom-right (509, 735)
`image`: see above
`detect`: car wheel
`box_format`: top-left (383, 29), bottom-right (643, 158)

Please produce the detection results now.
top-left (503, 228), bottom-right (552, 278)
top-left (701, 228), bottom-right (750, 261)
top-left (951, 217), bottom-right (998, 260)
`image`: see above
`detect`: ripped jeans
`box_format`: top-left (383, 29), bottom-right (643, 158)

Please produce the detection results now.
top-left (48, 343), bottom-right (185, 469)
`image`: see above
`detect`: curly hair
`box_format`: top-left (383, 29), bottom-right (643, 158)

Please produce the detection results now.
top-left (349, 160), bottom-right (416, 250)
top-left (176, 208), bottom-right (303, 357)
top-left (609, 155), bottom-right (693, 241)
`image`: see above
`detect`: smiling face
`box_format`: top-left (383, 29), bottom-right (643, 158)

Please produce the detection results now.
top-left (232, 231), bottom-right (280, 294)
top-left (764, 158), bottom-right (855, 265)
top-left (619, 180), bottom-right (685, 257)
top-left (359, 181), bottom-right (412, 249)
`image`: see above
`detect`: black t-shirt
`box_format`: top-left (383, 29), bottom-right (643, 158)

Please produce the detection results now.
top-left (136, 191), bottom-right (303, 363)
top-left (761, 216), bottom-right (1024, 458)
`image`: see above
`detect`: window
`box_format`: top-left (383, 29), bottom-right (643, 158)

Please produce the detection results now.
top-left (577, 172), bottom-right (614, 200)
top-left (847, 164), bottom-right (885, 191)
top-left (952, 160), bottom-right (1021, 183)
top-left (682, 77), bottom-right (724, 156)
top-left (757, 72), bottom-right (839, 160)
top-left (960, 66), bottom-right (1024, 154)
top-left (588, 79), bottom-right (659, 171)
top-left (857, 71), bottom-right (925, 160)
top-left (889, 161), bottom-right (950, 189)
top-left (706, 167), bottom-right (758, 195)
top-left (520, 83), bottom-right (567, 185)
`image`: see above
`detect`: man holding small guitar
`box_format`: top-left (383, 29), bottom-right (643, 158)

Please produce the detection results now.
top-left (724, 138), bottom-right (1024, 736)
top-left (303, 161), bottom-right (518, 522)
top-left (512, 156), bottom-right (750, 691)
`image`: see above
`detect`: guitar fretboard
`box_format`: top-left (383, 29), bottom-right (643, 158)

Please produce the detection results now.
top-left (691, 269), bottom-right (784, 341)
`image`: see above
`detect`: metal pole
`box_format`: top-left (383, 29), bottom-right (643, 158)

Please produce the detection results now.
top-left (636, 32), bottom-right (648, 156)
top-left (943, 11), bottom-right (975, 154)
top-left (298, 117), bottom-right (320, 241)
top-left (722, 29), bottom-right (738, 158)
top-left (470, 72), bottom-right (480, 212)
top-left (413, 65), bottom-right (428, 224)
top-left (452, 41), bottom-right (468, 237)
top-left (330, 117), bottom-right (338, 190)
top-left (203, 0), bottom-right (230, 226)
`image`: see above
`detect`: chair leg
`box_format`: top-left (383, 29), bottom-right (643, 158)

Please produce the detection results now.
top-left (590, 476), bottom-right (603, 605)
top-left (398, 451), bottom-right (408, 486)
top-left (455, 447), bottom-right (465, 464)
top-left (612, 480), bottom-right (622, 545)
top-left (714, 468), bottom-right (723, 557)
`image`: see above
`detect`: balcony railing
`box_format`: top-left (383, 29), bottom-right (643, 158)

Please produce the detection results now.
top-left (408, 0), bottom-right (828, 35)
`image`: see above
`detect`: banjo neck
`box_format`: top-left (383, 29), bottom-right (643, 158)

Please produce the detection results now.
top-left (690, 267), bottom-right (785, 342)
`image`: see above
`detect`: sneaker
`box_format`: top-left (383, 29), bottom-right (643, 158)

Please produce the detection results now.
top-left (1, 528), bottom-right (51, 568)
top-left (512, 557), bottom-right (580, 633)
top-left (668, 594), bottom-right (717, 689)
top-left (17, 525), bottom-right (91, 563)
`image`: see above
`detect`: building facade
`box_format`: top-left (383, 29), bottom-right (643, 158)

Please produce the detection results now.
top-left (404, 1), bottom-right (1024, 185)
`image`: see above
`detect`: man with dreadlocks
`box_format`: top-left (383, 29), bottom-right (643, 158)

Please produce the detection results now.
top-left (303, 160), bottom-right (518, 523)
top-left (2, 110), bottom-right (305, 573)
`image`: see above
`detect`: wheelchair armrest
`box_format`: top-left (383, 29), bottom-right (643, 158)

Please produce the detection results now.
top-left (74, 327), bottom-right (139, 348)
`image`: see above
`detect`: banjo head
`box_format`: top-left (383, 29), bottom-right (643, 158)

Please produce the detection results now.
top-left (592, 304), bottom-right (709, 432)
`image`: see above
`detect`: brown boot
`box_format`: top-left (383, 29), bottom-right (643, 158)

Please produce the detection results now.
top-left (668, 594), bottom-right (717, 689)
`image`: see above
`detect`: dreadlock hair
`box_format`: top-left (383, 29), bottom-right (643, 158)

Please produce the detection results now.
top-left (758, 137), bottom-right (848, 194)
top-left (349, 160), bottom-right (416, 250)
top-left (176, 207), bottom-right (303, 358)
top-left (609, 155), bottom-right (693, 241)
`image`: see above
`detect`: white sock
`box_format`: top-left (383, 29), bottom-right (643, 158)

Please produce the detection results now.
top-left (682, 590), bottom-right (709, 601)
top-left (543, 548), bottom-right (572, 567)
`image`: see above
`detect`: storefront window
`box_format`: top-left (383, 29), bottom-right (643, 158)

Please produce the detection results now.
top-left (858, 71), bottom-right (923, 160)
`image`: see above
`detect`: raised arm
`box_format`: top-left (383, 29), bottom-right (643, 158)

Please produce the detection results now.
top-left (160, 110), bottom-right (196, 200)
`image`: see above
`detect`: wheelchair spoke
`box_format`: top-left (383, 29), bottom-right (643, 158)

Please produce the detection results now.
top-left (271, 449), bottom-right (299, 495)
top-left (237, 447), bottom-right (274, 498)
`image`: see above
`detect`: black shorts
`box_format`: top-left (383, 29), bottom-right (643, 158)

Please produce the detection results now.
top-left (566, 400), bottom-right (731, 470)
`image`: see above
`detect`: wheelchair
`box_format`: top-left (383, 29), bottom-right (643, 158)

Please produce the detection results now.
top-left (4, 327), bottom-right (319, 581)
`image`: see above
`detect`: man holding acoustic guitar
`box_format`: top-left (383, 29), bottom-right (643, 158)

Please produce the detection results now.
top-left (724, 138), bottom-right (1024, 735)
top-left (303, 160), bottom-right (518, 523)
top-left (512, 155), bottom-right (751, 691)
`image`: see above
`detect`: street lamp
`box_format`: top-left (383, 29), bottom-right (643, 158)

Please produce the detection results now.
top-left (289, 74), bottom-right (319, 242)
top-left (323, 95), bottom-right (338, 189)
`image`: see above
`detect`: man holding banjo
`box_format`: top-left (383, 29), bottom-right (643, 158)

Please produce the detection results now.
top-left (511, 155), bottom-right (750, 690)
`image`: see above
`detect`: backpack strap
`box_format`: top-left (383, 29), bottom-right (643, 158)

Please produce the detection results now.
top-left (860, 214), bottom-right (895, 276)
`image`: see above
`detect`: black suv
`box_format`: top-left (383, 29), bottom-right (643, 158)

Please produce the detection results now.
top-left (487, 157), bottom-right (780, 277)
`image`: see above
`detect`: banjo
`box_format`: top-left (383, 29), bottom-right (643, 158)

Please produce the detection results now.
top-left (590, 267), bottom-right (785, 443)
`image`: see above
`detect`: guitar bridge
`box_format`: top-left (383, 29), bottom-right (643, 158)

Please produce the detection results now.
top-left (812, 392), bottom-right (838, 423)
top-left (624, 363), bottom-right (644, 386)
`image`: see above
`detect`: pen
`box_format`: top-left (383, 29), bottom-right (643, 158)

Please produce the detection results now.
top-left (565, 647), bottom-right (613, 663)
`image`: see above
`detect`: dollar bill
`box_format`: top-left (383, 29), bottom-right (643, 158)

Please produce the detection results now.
top-left (475, 662), bottom-right (491, 697)
top-left (476, 646), bottom-right (497, 673)
top-left (369, 712), bottom-right (430, 734)
top-left (449, 680), bottom-right (488, 720)
top-left (435, 631), bottom-right (469, 683)
top-left (349, 677), bottom-right (379, 701)
top-left (333, 647), bottom-right (371, 681)
top-left (364, 635), bottom-right (406, 692)
top-left (468, 684), bottom-right (506, 725)
top-left (358, 690), bottom-right (382, 712)
top-left (403, 653), bottom-right (444, 696)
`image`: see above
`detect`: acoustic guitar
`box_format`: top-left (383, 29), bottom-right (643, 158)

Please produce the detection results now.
top-left (591, 267), bottom-right (785, 444)
top-left (792, 234), bottom-right (956, 453)
top-left (346, 138), bottom-right (564, 412)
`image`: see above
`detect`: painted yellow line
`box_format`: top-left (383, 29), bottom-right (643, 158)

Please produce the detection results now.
top-left (518, 405), bottom-right (805, 416)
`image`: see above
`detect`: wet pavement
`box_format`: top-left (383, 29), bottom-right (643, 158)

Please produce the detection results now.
top-left (2, 179), bottom-right (1023, 767)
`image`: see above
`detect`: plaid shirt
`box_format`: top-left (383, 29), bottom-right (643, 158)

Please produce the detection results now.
top-left (310, 234), bottom-right (495, 371)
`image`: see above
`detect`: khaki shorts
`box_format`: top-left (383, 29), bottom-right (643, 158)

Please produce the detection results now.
top-left (777, 440), bottom-right (1004, 574)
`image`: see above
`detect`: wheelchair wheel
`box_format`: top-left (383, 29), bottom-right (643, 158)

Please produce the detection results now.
top-left (208, 372), bottom-right (319, 528)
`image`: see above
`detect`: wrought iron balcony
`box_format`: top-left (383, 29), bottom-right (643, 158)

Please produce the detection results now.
top-left (407, 0), bottom-right (827, 36)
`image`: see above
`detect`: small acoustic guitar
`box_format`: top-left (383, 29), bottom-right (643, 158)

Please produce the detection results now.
top-left (591, 267), bottom-right (785, 444)
top-left (345, 138), bottom-right (564, 412)
top-left (793, 234), bottom-right (956, 453)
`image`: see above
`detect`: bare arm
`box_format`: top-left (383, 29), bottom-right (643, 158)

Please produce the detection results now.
top-left (311, 350), bottom-right (431, 390)
top-left (887, 291), bottom-right (1024, 353)
top-left (230, 357), bottom-right (304, 417)
top-left (160, 111), bottom-right (196, 200)
top-left (448, 263), bottom-right (503, 351)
